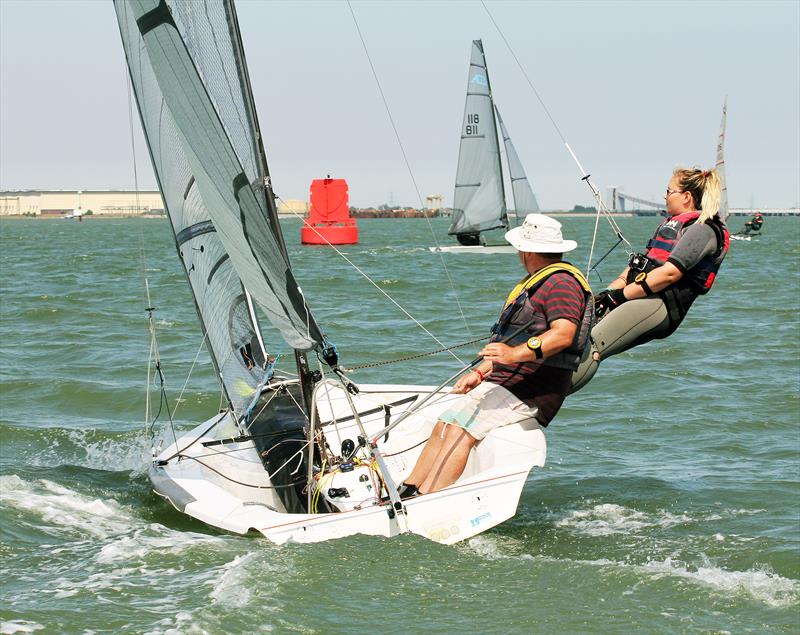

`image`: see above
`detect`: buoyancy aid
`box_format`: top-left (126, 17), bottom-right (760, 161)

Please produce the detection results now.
top-left (637, 211), bottom-right (730, 294)
top-left (491, 262), bottom-right (593, 371)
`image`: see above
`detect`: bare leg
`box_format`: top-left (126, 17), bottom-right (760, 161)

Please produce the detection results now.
top-left (404, 420), bottom-right (447, 487)
top-left (418, 425), bottom-right (478, 494)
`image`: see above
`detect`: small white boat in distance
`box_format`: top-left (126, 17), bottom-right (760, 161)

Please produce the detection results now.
top-left (62, 208), bottom-right (84, 220)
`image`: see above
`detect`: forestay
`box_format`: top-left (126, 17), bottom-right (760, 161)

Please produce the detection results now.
top-left (115, 0), bottom-right (323, 410)
top-left (715, 97), bottom-right (729, 222)
top-left (495, 106), bottom-right (539, 216)
top-left (449, 39), bottom-right (507, 236)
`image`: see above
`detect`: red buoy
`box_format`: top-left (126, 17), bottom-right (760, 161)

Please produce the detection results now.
top-left (301, 178), bottom-right (359, 245)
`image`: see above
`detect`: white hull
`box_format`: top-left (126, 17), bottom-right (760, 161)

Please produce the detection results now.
top-left (150, 382), bottom-right (546, 545)
top-left (429, 244), bottom-right (517, 254)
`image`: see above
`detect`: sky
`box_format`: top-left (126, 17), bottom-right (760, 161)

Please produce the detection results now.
top-left (1, 0), bottom-right (798, 210)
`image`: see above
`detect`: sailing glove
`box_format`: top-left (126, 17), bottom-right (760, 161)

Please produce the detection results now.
top-left (594, 288), bottom-right (627, 318)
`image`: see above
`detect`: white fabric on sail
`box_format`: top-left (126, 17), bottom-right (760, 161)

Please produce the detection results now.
top-left (116, 0), bottom-right (271, 410)
top-left (715, 97), bottom-right (729, 222)
top-left (495, 106), bottom-right (539, 216)
top-left (116, 0), bottom-right (322, 357)
top-left (449, 40), bottom-right (507, 236)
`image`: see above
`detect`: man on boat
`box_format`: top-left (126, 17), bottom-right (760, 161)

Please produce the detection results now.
top-left (400, 214), bottom-right (591, 497)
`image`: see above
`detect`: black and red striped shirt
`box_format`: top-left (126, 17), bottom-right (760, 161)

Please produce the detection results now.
top-left (487, 272), bottom-right (586, 425)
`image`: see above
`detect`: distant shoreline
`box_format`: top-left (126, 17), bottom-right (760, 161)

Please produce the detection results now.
top-left (1, 210), bottom-right (796, 221)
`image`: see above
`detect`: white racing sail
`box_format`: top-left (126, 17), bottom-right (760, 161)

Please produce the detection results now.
top-left (116, 3), bottom-right (548, 543)
top-left (496, 105), bottom-right (539, 216)
top-left (115, 0), bottom-right (324, 411)
top-left (716, 96), bottom-right (729, 222)
top-left (449, 39), bottom-right (507, 237)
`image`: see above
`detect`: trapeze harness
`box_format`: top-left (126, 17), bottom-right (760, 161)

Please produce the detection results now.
top-left (626, 210), bottom-right (730, 326)
top-left (491, 262), bottom-right (593, 371)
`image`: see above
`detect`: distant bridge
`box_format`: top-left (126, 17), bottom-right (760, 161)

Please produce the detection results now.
top-left (605, 187), bottom-right (798, 216)
top-left (606, 187), bottom-right (662, 212)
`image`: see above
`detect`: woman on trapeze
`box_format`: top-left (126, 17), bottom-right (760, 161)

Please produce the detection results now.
top-left (570, 166), bottom-right (730, 393)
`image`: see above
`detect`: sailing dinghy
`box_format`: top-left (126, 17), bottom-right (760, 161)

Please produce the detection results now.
top-left (116, 0), bottom-right (546, 545)
top-left (432, 40), bottom-right (540, 254)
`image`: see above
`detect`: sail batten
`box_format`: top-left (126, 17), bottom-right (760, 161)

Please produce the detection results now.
top-left (496, 106), bottom-right (540, 216)
top-left (449, 39), bottom-right (507, 237)
top-left (116, 0), bottom-right (324, 411)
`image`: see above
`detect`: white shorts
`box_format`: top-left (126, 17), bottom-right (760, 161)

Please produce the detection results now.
top-left (439, 381), bottom-right (539, 441)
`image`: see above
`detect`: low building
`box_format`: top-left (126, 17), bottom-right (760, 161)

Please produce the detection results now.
top-left (276, 198), bottom-right (309, 216)
top-left (0, 190), bottom-right (164, 216)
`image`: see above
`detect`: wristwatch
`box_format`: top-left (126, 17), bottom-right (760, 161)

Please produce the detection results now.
top-left (526, 336), bottom-right (544, 359)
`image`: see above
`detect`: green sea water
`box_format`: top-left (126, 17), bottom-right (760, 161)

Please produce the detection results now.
top-left (1, 216), bottom-right (798, 634)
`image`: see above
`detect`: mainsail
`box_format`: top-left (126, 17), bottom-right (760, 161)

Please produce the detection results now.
top-left (449, 39), bottom-right (507, 237)
top-left (495, 106), bottom-right (539, 216)
top-left (115, 0), bottom-right (323, 411)
top-left (715, 96), bottom-right (729, 221)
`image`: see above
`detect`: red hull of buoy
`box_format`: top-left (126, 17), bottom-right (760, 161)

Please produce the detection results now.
top-left (302, 177), bottom-right (359, 245)
top-left (301, 222), bottom-right (359, 245)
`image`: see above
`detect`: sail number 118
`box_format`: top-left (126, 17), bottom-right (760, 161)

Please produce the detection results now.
top-left (465, 113), bottom-right (480, 136)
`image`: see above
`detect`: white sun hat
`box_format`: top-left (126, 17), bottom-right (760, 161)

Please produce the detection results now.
top-left (505, 213), bottom-right (577, 253)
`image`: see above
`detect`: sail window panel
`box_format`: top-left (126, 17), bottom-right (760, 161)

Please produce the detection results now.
top-left (116, 0), bottom-right (323, 354)
top-left (117, 0), bottom-right (267, 412)
top-left (164, 127), bottom-right (267, 411)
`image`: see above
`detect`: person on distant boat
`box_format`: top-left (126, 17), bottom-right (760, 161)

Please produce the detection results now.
top-left (570, 167), bottom-right (729, 392)
top-left (398, 215), bottom-right (591, 497)
top-left (743, 212), bottom-right (764, 235)
top-left (456, 232), bottom-right (485, 246)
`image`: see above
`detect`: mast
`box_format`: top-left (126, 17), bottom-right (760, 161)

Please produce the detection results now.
top-left (225, 0), bottom-right (316, 411)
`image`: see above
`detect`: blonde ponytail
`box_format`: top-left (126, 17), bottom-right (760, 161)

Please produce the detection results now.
top-left (673, 167), bottom-right (721, 223)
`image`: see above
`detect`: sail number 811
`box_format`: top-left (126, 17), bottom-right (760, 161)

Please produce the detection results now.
top-left (465, 113), bottom-right (480, 136)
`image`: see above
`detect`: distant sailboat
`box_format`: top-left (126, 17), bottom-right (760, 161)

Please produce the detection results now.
top-left (432, 40), bottom-right (539, 254)
top-left (716, 96), bottom-right (729, 223)
top-left (719, 98), bottom-right (759, 241)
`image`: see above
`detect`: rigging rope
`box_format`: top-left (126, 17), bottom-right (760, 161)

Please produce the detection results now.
top-left (345, 334), bottom-right (489, 371)
top-left (345, 0), bottom-right (473, 338)
top-left (124, 56), bottom-right (156, 432)
top-left (278, 196), bottom-right (466, 365)
top-left (479, 1), bottom-right (634, 277)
